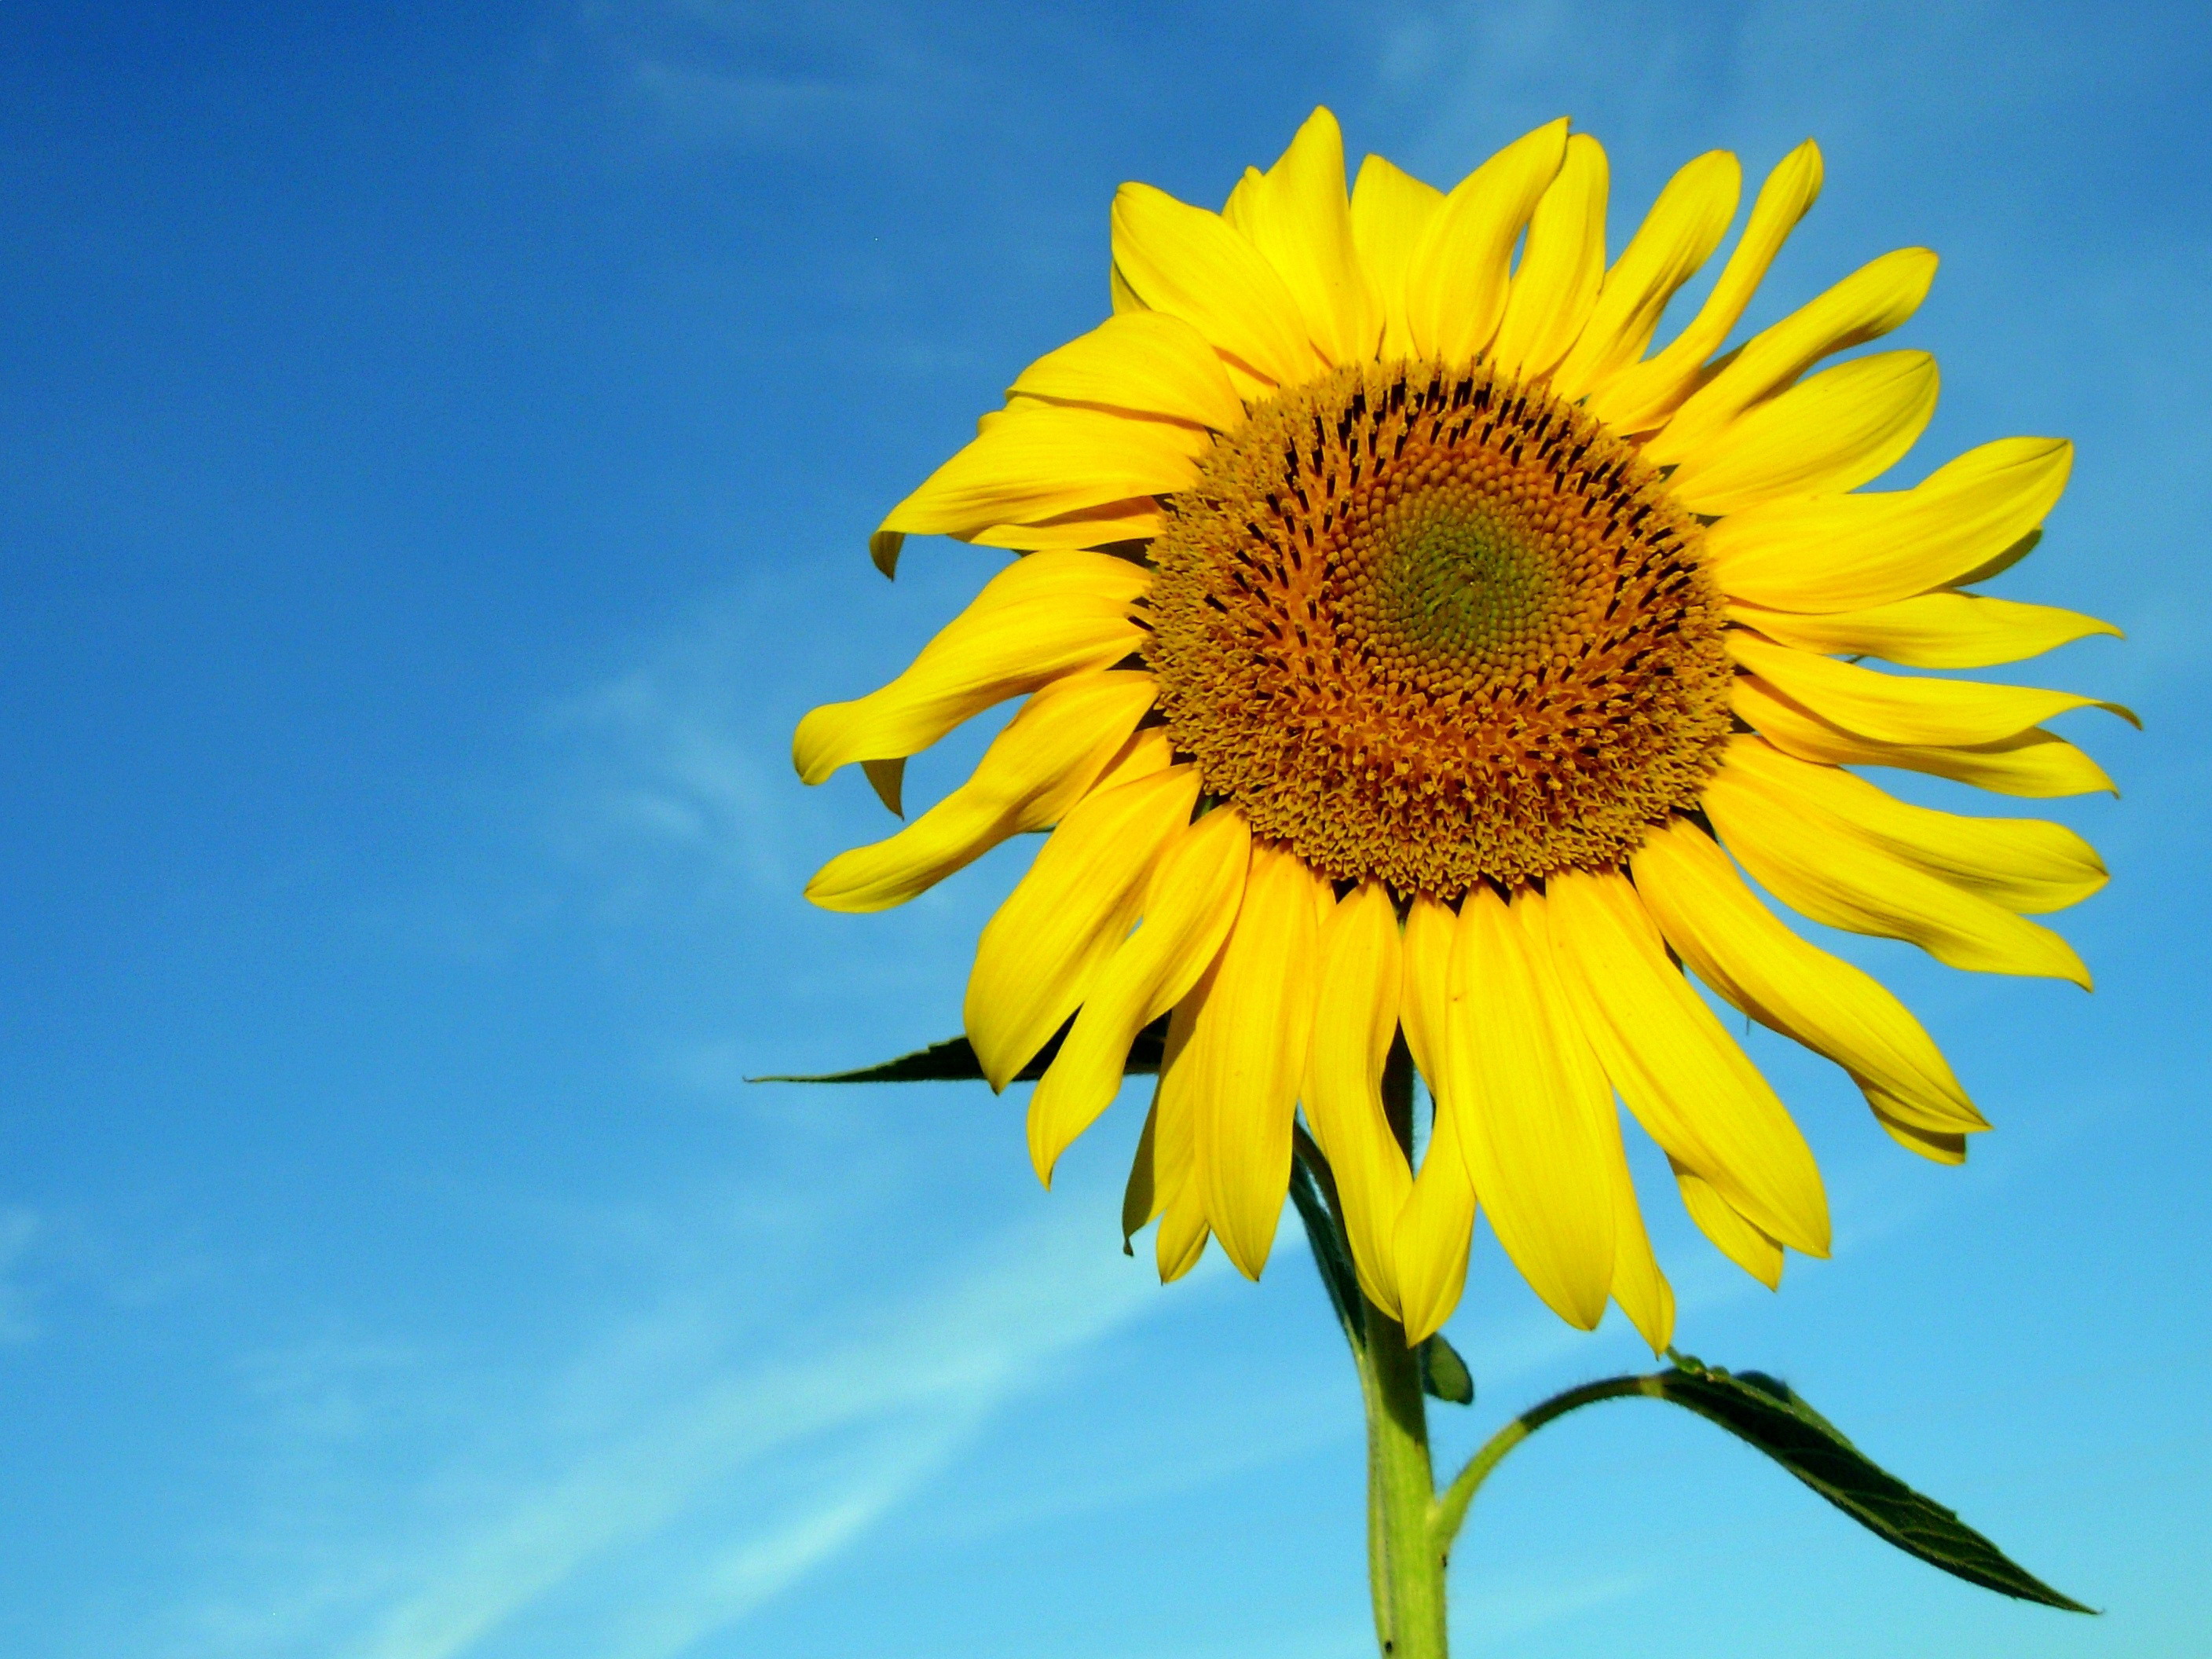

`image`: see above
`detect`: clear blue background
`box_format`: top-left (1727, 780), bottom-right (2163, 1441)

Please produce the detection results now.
top-left (2, 2), bottom-right (2205, 1654)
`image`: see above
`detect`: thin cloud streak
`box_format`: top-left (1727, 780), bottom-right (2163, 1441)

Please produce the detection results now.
top-left (300, 1185), bottom-right (1192, 1659)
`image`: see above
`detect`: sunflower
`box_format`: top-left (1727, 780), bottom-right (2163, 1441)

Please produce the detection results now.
top-left (792, 110), bottom-right (2125, 1350)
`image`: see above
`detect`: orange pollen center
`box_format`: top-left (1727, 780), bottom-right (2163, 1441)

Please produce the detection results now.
top-left (1141, 360), bottom-right (1734, 898)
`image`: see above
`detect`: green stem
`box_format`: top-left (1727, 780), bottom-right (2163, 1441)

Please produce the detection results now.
top-left (1363, 1303), bottom-right (1449, 1658)
top-left (1430, 1374), bottom-right (1661, 1551)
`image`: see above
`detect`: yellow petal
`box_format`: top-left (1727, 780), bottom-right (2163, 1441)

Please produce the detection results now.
top-left (1448, 886), bottom-right (1616, 1330)
top-left (1550, 149), bottom-right (1740, 405)
top-left (965, 764), bottom-right (1201, 1088)
top-left (1027, 807), bottom-right (1251, 1183)
top-left (792, 551), bottom-right (1148, 785)
top-left (1601, 1104), bottom-right (1675, 1353)
top-left (1158, 1177), bottom-right (1213, 1281)
top-left (1221, 165), bottom-right (1264, 236)
top-left (1238, 107), bottom-right (1380, 366)
top-left (972, 498), bottom-right (1166, 551)
top-left (1666, 350), bottom-right (1939, 516)
top-left (1723, 735), bottom-right (2107, 915)
top-left (1546, 869), bottom-right (1830, 1257)
top-left (1402, 119), bottom-right (1569, 365)
top-left (1513, 890), bottom-right (1674, 1351)
top-left (806, 671), bottom-right (1156, 914)
top-left (1730, 591), bottom-right (2121, 669)
top-left (1491, 134), bottom-right (1609, 383)
top-left (1646, 247), bottom-right (1937, 466)
top-left (1703, 437), bottom-right (2073, 613)
top-left (1672, 1157), bottom-right (1784, 1289)
top-left (1700, 749), bottom-right (2093, 987)
top-left (1588, 141), bottom-right (1824, 434)
top-left (882, 402), bottom-right (1207, 537)
top-left (1727, 628), bottom-right (2135, 747)
top-left (1393, 1115), bottom-right (1476, 1345)
top-left (1733, 673), bottom-right (2117, 798)
top-left (1008, 310), bottom-right (1247, 433)
top-left (1108, 259), bottom-right (1143, 317)
top-left (1111, 181), bottom-right (1326, 388)
top-left (1631, 816), bottom-right (1983, 1134)
top-left (1871, 1109), bottom-right (1968, 1165)
top-left (1304, 881), bottom-right (1412, 1317)
top-left (1189, 839), bottom-right (1325, 1279)
top-left (1139, 995), bottom-right (1215, 1280)
top-left (1393, 892), bottom-right (1475, 1342)
top-left (1350, 153), bottom-right (1445, 361)
top-left (1089, 725), bottom-right (1176, 794)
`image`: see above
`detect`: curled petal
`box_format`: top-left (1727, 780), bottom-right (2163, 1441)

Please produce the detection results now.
top-left (1403, 119), bottom-right (1569, 365)
top-left (1731, 590), bottom-right (2119, 669)
top-left (1551, 148), bottom-right (1739, 404)
top-left (1027, 808), bottom-right (1251, 1183)
top-left (965, 765), bottom-right (1200, 1088)
top-left (1188, 840), bottom-right (1327, 1279)
top-left (1448, 887), bottom-right (1616, 1331)
top-left (1646, 247), bottom-right (1937, 465)
top-left (883, 402), bottom-right (1207, 538)
top-left (1304, 881), bottom-right (1412, 1317)
top-left (1632, 816), bottom-right (1983, 1135)
top-left (1111, 181), bottom-right (1325, 387)
top-left (806, 672), bottom-right (1155, 913)
top-left (1705, 437), bottom-right (2073, 613)
top-left (1492, 134), bottom-right (1610, 383)
top-left (1734, 674), bottom-right (2117, 798)
top-left (1666, 350), bottom-right (1939, 515)
top-left (1723, 736), bottom-right (2107, 916)
top-left (1728, 629), bottom-right (2134, 748)
top-left (1546, 869), bottom-right (1830, 1258)
top-left (1701, 748), bottom-right (2093, 987)
top-left (1588, 140), bottom-right (1823, 433)
top-left (793, 551), bottom-right (1149, 785)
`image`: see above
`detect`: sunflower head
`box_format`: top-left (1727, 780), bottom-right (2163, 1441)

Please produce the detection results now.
top-left (793, 108), bottom-right (2123, 1350)
top-left (1144, 357), bottom-right (1734, 897)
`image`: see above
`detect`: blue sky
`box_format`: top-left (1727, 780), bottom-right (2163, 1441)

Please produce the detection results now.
top-left (1, 2), bottom-right (2207, 1655)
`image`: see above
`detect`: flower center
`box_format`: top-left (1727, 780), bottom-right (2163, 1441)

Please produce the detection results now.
top-left (1141, 361), bottom-right (1734, 898)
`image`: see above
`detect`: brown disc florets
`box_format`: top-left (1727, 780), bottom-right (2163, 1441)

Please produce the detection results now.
top-left (1141, 360), bottom-right (1734, 898)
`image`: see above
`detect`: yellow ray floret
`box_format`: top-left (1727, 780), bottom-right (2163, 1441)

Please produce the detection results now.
top-left (793, 550), bottom-right (1148, 783)
top-left (1188, 839), bottom-right (1325, 1280)
top-left (1302, 881), bottom-right (1412, 1317)
top-left (805, 671), bottom-right (1156, 913)
top-left (1448, 885), bottom-right (1617, 1331)
top-left (1733, 674), bottom-right (2116, 798)
top-left (1027, 805), bottom-right (1250, 1184)
top-left (1631, 818), bottom-right (1984, 1141)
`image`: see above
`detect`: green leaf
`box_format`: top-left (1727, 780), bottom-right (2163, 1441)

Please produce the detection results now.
top-left (752, 1016), bottom-right (1169, 1086)
top-left (1652, 1364), bottom-right (2093, 1611)
top-left (1419, 1333), bottom-right (1474, 1405)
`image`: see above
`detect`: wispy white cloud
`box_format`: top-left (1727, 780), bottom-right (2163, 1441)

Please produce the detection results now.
top-left (591, 0), bottom-right (968, 154)
top-left (170, 1170), bottom-right (1209, 1659)
top-left (551, 639), bottom-right (791, 901)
